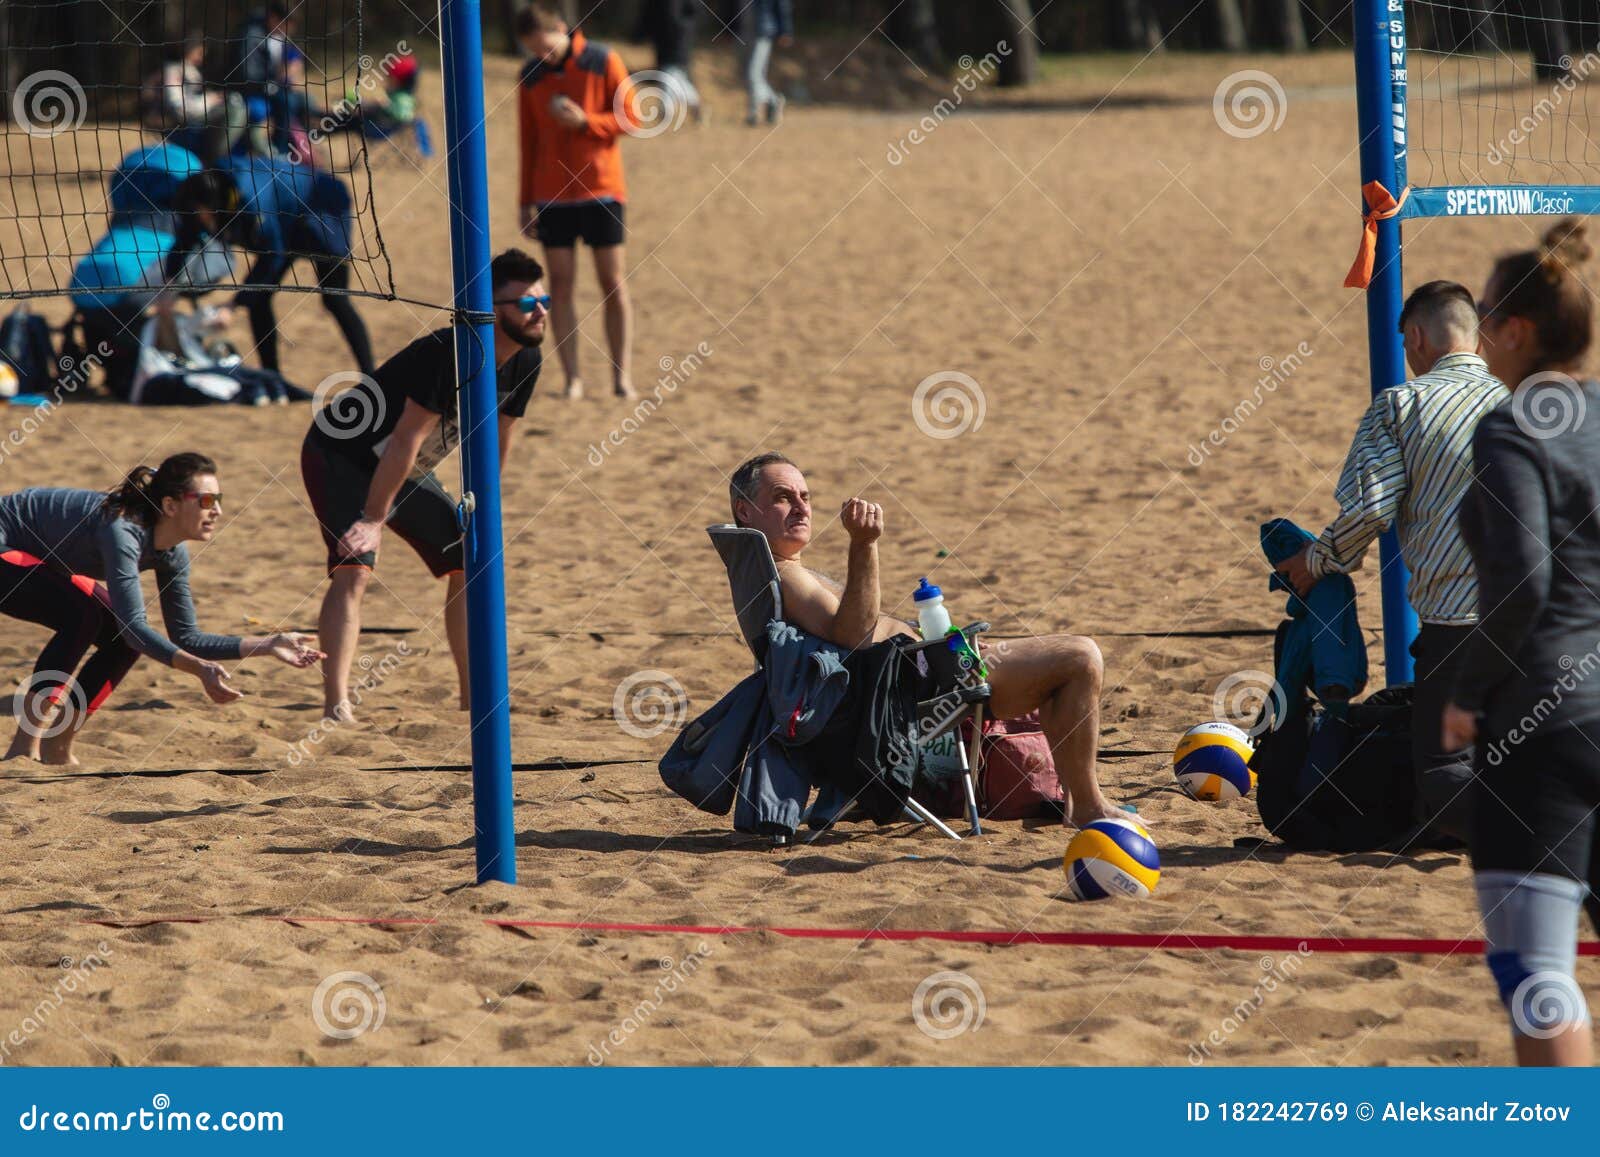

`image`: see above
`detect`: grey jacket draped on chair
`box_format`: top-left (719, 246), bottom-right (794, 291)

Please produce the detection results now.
top-left (659, 618), bottom-right (855, 833)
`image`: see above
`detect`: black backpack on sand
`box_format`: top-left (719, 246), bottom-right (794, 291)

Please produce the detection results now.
top-left (0, 306), bottom-right (58, 395)
top-left (1251, 684), bottom-right (1420, 853)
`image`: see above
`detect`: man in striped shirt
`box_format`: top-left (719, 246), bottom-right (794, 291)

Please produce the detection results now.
top-left (1276, 281), bottom-right (1505, 841)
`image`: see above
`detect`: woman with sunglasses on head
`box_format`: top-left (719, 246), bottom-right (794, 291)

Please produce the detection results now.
top-left (1443, 218), bottom-right (1600, 1064)
top-left (0, 452), bottom-right (323, 766)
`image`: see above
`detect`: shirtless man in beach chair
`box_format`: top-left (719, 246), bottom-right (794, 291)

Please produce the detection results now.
top-left (728, 452), bottom-right (1127, 829)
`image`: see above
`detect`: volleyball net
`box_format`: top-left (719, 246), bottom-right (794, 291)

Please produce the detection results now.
top-left (0, 0), bottom-right (399, 303)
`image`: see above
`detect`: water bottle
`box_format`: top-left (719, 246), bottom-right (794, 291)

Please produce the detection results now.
top-left (912, 577), bottom-right (965, 781)
top-left (914, 577), bottom-right (952, 641)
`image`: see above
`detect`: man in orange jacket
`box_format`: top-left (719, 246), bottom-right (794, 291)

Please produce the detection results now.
top-left (516, 2), bottom-right (637, 399)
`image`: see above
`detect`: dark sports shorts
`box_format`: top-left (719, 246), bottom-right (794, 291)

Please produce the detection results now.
top-left (301, 433), bottom-right (463, 577)
top-left (1472, 719), bottom-right (1600, 892)
top-left (534, 200), bottom-right (626, 249)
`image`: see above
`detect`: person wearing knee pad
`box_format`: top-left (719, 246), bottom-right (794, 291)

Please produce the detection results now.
top-left (1445, 219), bottom-right (1600, 1066)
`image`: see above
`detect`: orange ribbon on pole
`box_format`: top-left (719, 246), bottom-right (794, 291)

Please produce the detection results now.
top-left (1343, 180), bottom-right (1409, 289)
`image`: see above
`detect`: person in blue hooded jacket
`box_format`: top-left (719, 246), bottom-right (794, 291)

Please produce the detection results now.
top-left (227, 155), bottom-right (374, 376)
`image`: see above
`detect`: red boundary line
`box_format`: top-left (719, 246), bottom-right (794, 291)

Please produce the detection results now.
top-left (71, 915), bottom-right (1600, 955)
top-left (492, 919), bottom-right (1600, 955)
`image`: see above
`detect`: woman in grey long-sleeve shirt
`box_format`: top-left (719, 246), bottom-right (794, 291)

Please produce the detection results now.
top-left (0, 452), bottom-right (322, 766)
top-left (1444, 218), bottom-right (1600, 1066)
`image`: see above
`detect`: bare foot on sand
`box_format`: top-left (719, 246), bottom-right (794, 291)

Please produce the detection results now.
top-left (1068, 801), bottom-right (1145, 830)
top-left (38, 733), bottom-right (80, 767)
top-left (3, 733), bottom-right (41, 762)
top-left (563, 377), bottom-right (585, 400)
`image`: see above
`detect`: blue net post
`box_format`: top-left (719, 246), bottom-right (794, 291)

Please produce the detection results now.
top-left (440, 0), bottom-right (516, 884)
top-left (1352, 0), bottom-right (1418, 685)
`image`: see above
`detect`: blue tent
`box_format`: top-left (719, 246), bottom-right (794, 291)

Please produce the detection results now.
top-left (108, 143), bottom-right (204, 231)
top-left (68, 224), bottom-right (173, 310)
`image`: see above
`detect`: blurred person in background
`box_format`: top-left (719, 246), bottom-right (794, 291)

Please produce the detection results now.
top-left (743, 0), bottom-right (793, 126)
top-left (642, 0), bottom-right (703, 124)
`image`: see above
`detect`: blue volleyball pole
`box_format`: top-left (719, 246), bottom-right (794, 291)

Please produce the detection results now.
top-left (439, 0), bottom-right (516, 883)
top-left (1352, 0), bottom-right (1418, 685)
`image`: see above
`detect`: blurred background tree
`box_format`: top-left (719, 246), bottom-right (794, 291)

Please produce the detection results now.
top-left (3, 0), bottom-right (1581, 106)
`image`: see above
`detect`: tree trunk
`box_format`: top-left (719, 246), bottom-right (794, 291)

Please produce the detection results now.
top-left (1114, 0), bottom-right (1163, 51)
top-left (1429, 0), bottom-right (1499, 52)
top-left (1526, 0), bottom-right (1570, 79)
top-left (1213, 0), bottom-right (1247, 52)
top-left (993, 0), bottom-right (1038, 88)
top-left (888, 0), bottom-right (943, 71)
top-left (1260, 0), bottom-right (1308, 52)
top-left (501, 0), bottom-right (522, 54)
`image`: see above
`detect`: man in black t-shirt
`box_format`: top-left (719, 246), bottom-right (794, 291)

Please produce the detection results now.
top-left (301, 248), bottom-right (547, 720)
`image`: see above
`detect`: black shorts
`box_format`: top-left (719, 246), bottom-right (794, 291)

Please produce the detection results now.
top-left (301, 433), bottom-right (463, 577)
top-left (534, 200), bottom-right (626, 249)
top-left (1471, 718), bottom-right (1600, 889)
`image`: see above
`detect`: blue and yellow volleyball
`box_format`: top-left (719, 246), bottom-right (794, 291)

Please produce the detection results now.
top-left (1173, 721), bottom-right (1255, 802)
top-left (1062, 817), bottom-right (1160, 901)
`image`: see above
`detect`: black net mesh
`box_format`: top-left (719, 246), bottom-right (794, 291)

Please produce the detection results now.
top-left (0, 0), bottom-right (401, 304)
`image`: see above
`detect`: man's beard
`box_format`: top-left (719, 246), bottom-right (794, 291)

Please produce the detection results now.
top-left (499, 316), bottom-right (545, 348)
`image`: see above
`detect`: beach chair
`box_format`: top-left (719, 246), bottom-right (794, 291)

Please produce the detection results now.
top-left (709, 524), bottom-right (992, 839)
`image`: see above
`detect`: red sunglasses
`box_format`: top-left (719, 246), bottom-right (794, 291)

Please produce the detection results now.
top-left (183, 491), bottom-right (224, 510)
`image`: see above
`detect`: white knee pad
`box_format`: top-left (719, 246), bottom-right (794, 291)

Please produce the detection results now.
top-left (1477, 870), bottom-right (1591, 1037)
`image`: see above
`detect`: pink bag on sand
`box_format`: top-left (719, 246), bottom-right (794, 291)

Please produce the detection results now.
top-left (972, 712), bottom-right (1065, 821)
top-left (923, 712), bottom-right (1065, 820)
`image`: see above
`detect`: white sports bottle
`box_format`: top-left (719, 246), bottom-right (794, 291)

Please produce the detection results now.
top-left (914, 578), bottom-right (952, 641)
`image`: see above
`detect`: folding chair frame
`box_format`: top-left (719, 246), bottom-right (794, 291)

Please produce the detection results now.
top-left (898, 622), bottom-right (993, 838)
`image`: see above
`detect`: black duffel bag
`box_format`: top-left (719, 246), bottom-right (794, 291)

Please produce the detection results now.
top-left (1251, 684), bottom-right (1420, 853)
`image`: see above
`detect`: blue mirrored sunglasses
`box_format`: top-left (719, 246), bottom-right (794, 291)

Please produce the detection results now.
top-left (496, 294), bottom-right (551, 313)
